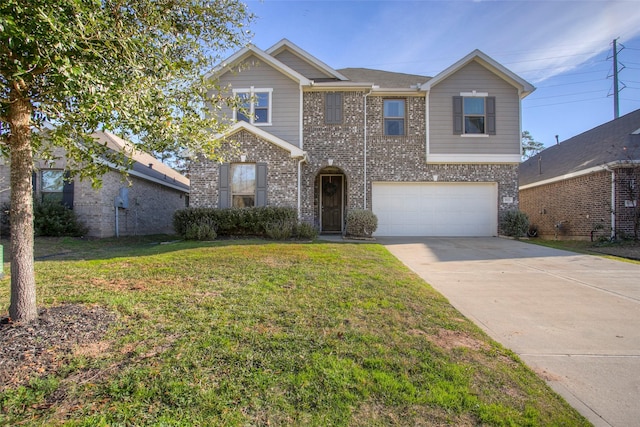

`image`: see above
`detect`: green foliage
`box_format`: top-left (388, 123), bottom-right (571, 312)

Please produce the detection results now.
top-left (265, 219), bottom-right (295, 240)
top-left (174, 207), bottom-right (298, 239)
top-left (0, 239), bottom-right (589, 425)
top-left (184, 219), bottom-right (217, 241)
top-left (500, 210), bottom-right (530, 239)
top-left (0, 0), bottom-right (254, 180)
top-left (294, 221), bottom-right (318, 240)
top-left (32, 200), bottom-right (88, 237)
top-left (521, 131), bottom-right (544, 160)
top-left (345, 209), bottom-right (378, 238)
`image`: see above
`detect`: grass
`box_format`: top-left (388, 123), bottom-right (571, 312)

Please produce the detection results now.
top-left (0, 236), bottom-right (590, 426)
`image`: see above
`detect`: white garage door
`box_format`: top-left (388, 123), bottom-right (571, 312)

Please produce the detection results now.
top-left (372, 182), bottom-right (498, 237)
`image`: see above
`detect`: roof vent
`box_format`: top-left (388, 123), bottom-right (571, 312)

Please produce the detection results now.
top-left (148, 163), bottom-right (153, 168)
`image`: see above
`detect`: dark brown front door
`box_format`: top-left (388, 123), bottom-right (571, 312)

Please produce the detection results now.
top-left (321, 175), bottom-right (343, 232)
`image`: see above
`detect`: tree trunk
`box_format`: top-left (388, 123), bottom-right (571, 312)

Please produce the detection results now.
top-left (7, 92), bottom-right (37, 323)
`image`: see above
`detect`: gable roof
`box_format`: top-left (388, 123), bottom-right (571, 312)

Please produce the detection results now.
top-left (266, 38), bottom-right (348, 81)
top-left (519, 109), bottom-right (640, 188)
top-left (421, 49), bottom-right (535, 98)
top-left (215, 121), bottom-right (307, 159)
top-left (94, 132), bottom-right (190, 192)
top-left (206, 44), bottom-right (312, 85)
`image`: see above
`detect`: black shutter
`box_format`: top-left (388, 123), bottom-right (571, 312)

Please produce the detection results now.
top-left (453, 96), bottom-right (463, 134)
top-left (32, 172), bottom-right (37, 195)
top-left (486, 96), bottom-right (496, 135)
top-left (256, 163), bottom-right (267, 207)
top-left (219, 163), bottom-right (230, 208)
top-left (62, 171), bottom-right (74, 208)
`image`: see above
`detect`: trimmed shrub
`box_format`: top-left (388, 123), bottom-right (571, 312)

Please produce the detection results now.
top-left (294, 221), bottom-right (318, 240)
top-left (184, 218), bottom-right (217, 241)
top-left (345, 209), bottom-right (378, 238)
top-left (265, 219), bottom-right (295, 240)
top-left (33, 200), bottom-right (88, 237)
top-left (173, 207), bottom-right (298, 238)
top-left (500, 210), bottom-right (529, 239)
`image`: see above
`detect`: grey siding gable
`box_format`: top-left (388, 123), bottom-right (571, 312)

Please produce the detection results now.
top-left (217, 54), bottom-right (302, 147)
top-left (274, 50), bottom-right (334, 80)
top-left (429, 61), bottom-right (520, 156)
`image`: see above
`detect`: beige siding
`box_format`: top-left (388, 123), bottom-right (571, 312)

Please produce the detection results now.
top-left (429, 61), bottom-right (520, 155)
top-left (217, 55), bottom-right (301, 147)
top-left (273, 50), bottom-right (333, 80)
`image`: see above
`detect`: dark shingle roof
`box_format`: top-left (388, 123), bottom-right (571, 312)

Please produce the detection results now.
top-left (520, 109), bottom-right (640, 187)
top-left (337, 68), bottom-right (430, 88)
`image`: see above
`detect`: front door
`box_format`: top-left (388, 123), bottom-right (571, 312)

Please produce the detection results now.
top-left (321, 175), bottom-right (343, 232)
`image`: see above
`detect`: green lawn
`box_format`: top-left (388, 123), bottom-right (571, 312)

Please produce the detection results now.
top-left (1, 237), bottom-right (589, 426)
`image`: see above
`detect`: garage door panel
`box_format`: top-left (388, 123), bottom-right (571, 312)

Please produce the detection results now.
top-left (372, 182), bottom-right (497, 237)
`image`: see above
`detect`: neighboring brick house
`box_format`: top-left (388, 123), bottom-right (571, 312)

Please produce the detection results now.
top-left (0, 131), bottom-right (189, 238)
top-left (191, 39), bottom-right (534, 236)
top-left (519, 109), bottom-right (640, 240)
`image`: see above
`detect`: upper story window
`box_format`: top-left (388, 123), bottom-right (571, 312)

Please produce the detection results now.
top-left (384, 99), bottom-right (405, 136)
top-left (233, 88), bottom-right (272, 125)
top-left (453, 93), bottom-right (496, 136)
top-left (325, 92), bottom-right (343, 124)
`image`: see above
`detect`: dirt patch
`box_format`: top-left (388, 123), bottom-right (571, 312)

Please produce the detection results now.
top-left (0, 304), bottom-right (117, 391)
top-left (413, 328), bottom-right (489, 351)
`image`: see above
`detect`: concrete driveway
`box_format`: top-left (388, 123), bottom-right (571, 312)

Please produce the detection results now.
top-left (378, 237), bottom-right (640, 427)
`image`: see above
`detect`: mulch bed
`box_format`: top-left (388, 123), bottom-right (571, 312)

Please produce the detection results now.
top-left (0, 304), bottom-right (117, 392)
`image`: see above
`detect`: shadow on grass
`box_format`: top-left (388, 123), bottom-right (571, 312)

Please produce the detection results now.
top-left (1, 235), bottom-right (350, 264)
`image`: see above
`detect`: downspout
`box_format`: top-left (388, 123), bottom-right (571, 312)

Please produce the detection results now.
top-left (604, 164), bottom-right (616, 239)
top-left (297, 157), bottom-right (304, 220)
top-left (363, 88), bottom-right (373, 209)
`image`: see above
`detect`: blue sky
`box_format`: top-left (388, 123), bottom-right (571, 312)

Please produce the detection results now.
top-left (239, 0), bottom-right (640, 148)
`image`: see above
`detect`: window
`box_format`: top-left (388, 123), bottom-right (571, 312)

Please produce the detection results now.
top-left (464, 97), bottom-right (485, 134)
top-left (231, 163), bottom-right (256, 207)
top-left (453, 95), bottom-right (496, 135)
top-left (325, 92), bottom-right (343, 124)
top-left (384, 99), bottom-right (405, 136)
top-left (218, 163), bottom-right (268, 208)
top-left (40, 170), bottom-right (74, 208)
top-left (234, 88), bottom-right (272, 125)
top-left (41, 170), bottom-right (64, 203)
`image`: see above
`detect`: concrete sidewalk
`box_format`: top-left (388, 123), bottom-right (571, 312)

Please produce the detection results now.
top-left (377, 237), bottom-right (640, 427)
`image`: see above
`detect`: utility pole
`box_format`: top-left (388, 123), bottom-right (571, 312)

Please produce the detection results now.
top-left (613, 38), bottom-right (619, 119)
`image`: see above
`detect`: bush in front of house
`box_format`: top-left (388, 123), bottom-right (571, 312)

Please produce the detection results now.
top-left (33, 199), bottom-right (88, 237)
top-left (174, 207), bottom-right (299, 239)
top-left (294, 221), bottom-right (318, 240)
top-left (500, 210), bottom-right (530, 239)
top-left (345, 209), bottom-right (378, 238)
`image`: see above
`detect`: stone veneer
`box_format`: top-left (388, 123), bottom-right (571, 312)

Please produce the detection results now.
top-left (190, 90), bottom-right (520, 234)
top-left (189, 129), bottom-right (299, 209)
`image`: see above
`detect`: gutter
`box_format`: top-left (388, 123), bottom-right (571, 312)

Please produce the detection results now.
top-left (519, 160), bottom-right (640, 191)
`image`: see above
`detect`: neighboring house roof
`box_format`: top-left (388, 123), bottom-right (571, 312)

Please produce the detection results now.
top-left (337, 68), bottom-right (430, 89)
top-left (93, 131), bottom-right (190, 192)
top-left (421, 49), bottom-right (535, 98)
top-left (519, 108), bottom-right (640, 188)
top-left (215, 121), bottom-right (307, 159)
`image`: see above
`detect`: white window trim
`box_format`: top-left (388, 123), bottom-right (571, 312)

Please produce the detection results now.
top-left (233, 87), bottom-right (273, 126)
top-left (460, 91), bottom-right (489, 135)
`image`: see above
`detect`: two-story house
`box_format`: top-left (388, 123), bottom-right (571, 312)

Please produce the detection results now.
top-left (190, 39), bottom-right (534, 236)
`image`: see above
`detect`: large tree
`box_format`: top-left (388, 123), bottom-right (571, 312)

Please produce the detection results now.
top-left (0, 0), bottom-right (253, 322)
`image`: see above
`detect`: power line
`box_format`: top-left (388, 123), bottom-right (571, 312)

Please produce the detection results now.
top-left (523, 96), bottom-right (606, 109)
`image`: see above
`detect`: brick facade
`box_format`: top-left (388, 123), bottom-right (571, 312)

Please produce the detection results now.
top-left (520, 167), bottom-right (640, 240)
top-left (189, 129), bottom-right (299, 209)
top-left (0, 153), bottom-right (188, 238)
top-left (190, 91), bottom-right (520, 234)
